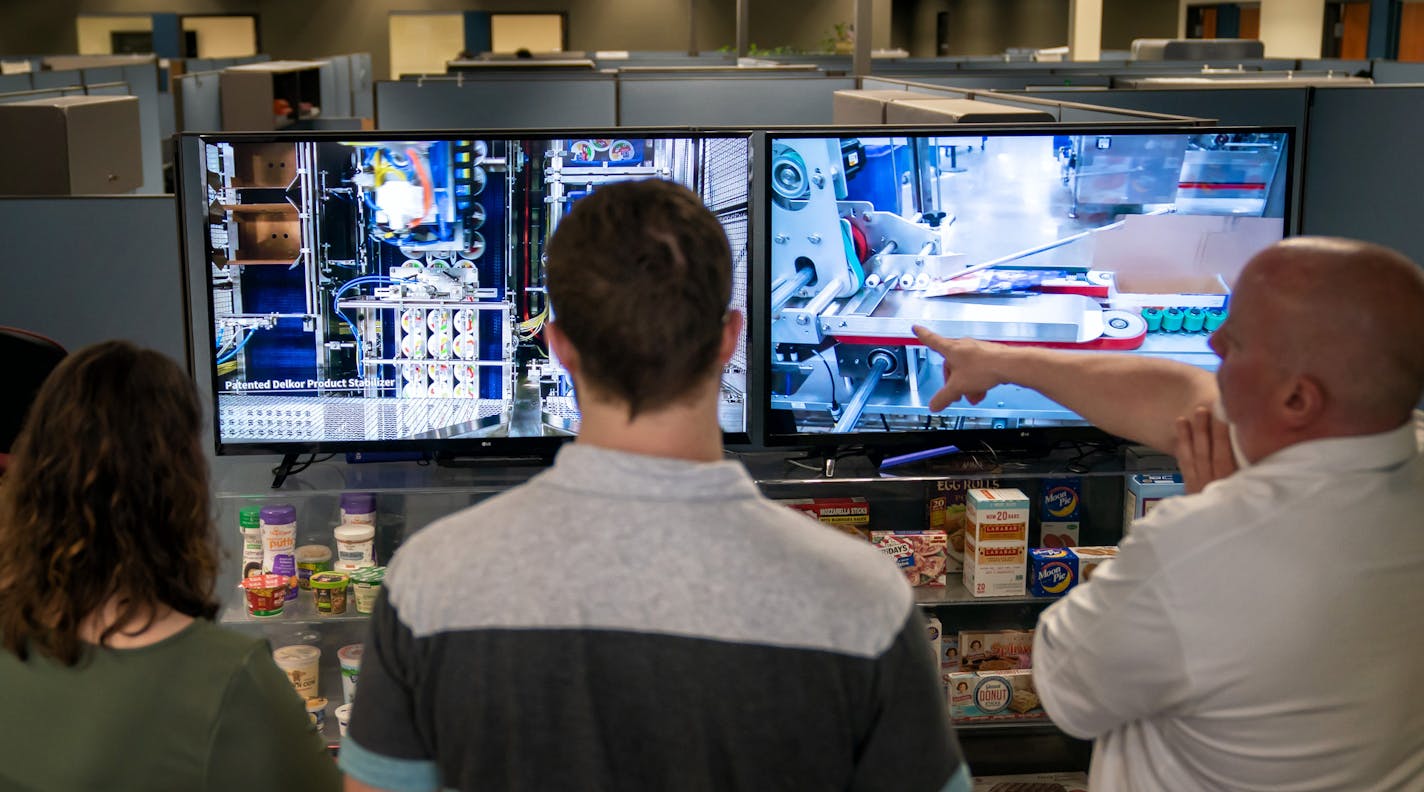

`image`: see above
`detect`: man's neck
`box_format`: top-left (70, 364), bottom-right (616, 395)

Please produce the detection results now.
top-left (575, 396), bottom-right (724, 463)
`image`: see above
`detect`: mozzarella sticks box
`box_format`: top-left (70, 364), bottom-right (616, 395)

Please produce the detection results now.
top-left (964, 488), bottom-right (1029, 597)
top-left (778, 497), bottom-right (871, 539)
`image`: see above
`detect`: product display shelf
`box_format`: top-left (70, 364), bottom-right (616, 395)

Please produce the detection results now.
top-left (914, 577), bottom-right (1051, 607)
top-left (220, 590), bottom-right (371, 625)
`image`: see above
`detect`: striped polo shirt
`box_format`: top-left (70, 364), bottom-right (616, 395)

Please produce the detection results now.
top-left (340, 443), bottom-right (967, 792)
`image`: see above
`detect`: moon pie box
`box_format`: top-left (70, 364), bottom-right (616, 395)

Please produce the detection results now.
top-left (1029, 547), bottom-right (1079, 597)
top-left (1039, 477), bottom-right (1082, 548)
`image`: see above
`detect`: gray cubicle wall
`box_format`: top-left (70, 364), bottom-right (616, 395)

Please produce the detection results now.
top-left (1299, 85), bottom-right (1424, 265)
top-left (0, 86), bottom-right (83, 104)
top-left (0, 73), bottom-right (33, 93)
top-left (179, 71), bottom-right (223, 131)
top-left (890, 73), bottom-right (1112, 91)
top-left (1015, 87), bottom-right (1311, 132)
top-left (858, 77), bottom-right (1201, 124)
top-left (0, 196), bottom-right (187, 364)
top-left (617, 75), bottom-right (855, 125)
top-left (1369, 60), bottom-right (1424, 83)
top-left (351, 53), bottom-right (374, 119)
top-left (376, 75), bottom-right (617, 129)
top-left (31, 69), bottom-right (83, 90)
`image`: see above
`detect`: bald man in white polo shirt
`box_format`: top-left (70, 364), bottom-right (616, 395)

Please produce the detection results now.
top-left (914, 237), bottom-right (1424, 791)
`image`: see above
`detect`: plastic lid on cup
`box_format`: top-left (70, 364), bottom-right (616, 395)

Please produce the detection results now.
top-left (239, 574), bottom-right (292, 592)
top-left (334, 524), bottom-right (375, 543)
top-left (295, 545), bottom-right (333, 563)
top-left (239, 506), bottom-right (261, 530)
top-left (340, 492), bottom-right (376, 515)
top-left (260, 504), bottom-right (297, 525)
top-left (338, 644), bottom-right (363, 665)
top-left (350, 566), bottom-right (387, 585)
top-left (273, 644), bottom-right (320, 664)
top-left (310, 571), bottom-right (350, 590)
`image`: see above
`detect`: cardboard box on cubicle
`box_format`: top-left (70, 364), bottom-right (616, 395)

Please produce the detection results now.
top-left (0, 95), bottom-right (142, 195)
top-left (884, 98), bottom-right (1054, 125)
top-left (832, 89), bottom-right (917, 124)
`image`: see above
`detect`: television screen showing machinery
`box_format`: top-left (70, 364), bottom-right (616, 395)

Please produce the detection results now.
top-left (766, 129), bottom-right (1291, 438)
top-left (195, 133), bottom-right (751, 448)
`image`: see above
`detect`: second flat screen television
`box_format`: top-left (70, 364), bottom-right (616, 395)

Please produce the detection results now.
top-left (191, 132), bottom-right (751, 452)
top-left (766, 127), bottom-right (1292, 442)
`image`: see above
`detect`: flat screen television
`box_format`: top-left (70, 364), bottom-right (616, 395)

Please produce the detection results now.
top-left (763, 125), bottom-right (1293, 448)
top-left (177, 130), bottom-right (753, 455)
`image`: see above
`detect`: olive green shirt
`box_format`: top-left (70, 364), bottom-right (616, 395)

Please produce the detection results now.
top-left (0, 619), bottom-right (340, 791)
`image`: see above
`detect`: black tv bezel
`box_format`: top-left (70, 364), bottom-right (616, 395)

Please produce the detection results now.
top-left (758, 123), bottom-right (1296, 451)
top-left (176, 127), bottom-right (761, 457)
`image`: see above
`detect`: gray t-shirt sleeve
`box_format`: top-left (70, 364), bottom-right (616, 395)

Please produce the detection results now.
top-left (850, 608), bottom-right (966, 792)
top-left (205, 642), bottom-right (341, 791)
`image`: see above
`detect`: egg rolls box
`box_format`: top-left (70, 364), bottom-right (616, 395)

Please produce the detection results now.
top-left (928, 478), bottom-right (999, 572)
top-left (872, 530), bottom-right (948, 587)
top-left (779, 497), bottom-right (871, 539)
top-left (948, 669), bottom-right (1045, 723)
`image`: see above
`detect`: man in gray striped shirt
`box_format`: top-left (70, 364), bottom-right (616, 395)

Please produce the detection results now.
top-left (341, 178), bottom-right (967, 792)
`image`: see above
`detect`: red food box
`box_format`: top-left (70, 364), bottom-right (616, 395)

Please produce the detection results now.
top-left (871, 530), bottom-right (948, 587)
top-left (779, 497), bottom-right (871, 539)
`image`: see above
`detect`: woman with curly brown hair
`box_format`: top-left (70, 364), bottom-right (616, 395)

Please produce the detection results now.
top-left (0, 341), bottom-right (339, 791)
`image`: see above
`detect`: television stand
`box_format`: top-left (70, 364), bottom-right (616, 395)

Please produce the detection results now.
top-left (272, 452), bottom-right (302, 489)
top-left (433, 451), bottom-right (554, 469)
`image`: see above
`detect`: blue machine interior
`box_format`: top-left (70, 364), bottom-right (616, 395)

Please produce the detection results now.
top-left (199, 134), bottom-right (751, 448)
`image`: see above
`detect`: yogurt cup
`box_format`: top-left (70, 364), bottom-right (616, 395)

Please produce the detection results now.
top-left (294, 545), bottom-right (332, 590)
top-left (238, 574), bottom-right (291, 618)
top-left (350, 566), bottom-right (387, 614)
top-left (273, 644), bottom-right (321, 699)
top-left (335, 703), bottom-right (352, 737)
top-left (338, 643), bottom-right (363, 704)
top-left (310, 571), bottom-right (350, 615)
top-left (305, 696), bottom-right (327, 731)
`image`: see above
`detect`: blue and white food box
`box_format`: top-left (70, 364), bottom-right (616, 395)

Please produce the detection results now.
top-left (1124, 473), bottom-right (1184, 528)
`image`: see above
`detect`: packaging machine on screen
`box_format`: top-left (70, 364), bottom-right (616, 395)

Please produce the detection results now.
top-left (195, 133), bottom-right (751, 448)
top-left (766, 128), bottom-right (1291, 440)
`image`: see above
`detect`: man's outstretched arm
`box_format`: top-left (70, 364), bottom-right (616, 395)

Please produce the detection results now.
top-left (912, 326), bottom-right (1219, 454)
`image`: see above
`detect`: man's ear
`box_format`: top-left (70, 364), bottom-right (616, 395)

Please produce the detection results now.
top-left (545, 321), bottom-right (580, 379)
top-left (1279, 373), bottom-right (1326, 431)
top-left (718, 310), bottom-right (744, 365)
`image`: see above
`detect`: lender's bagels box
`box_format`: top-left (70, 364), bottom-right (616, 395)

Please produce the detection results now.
top-left (1124, 473), bottom-right (1184, 529)
top-left (964, 488), bottom-right (1028, 597)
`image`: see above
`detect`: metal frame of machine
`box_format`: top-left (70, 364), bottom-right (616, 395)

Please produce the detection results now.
top-left (177, 128), bottom-right (756, 456)
top-left (761, 124), bottom-right (1295, 449)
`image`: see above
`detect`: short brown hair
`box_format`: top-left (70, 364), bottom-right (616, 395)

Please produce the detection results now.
top-left (546, 178), bottom-right (732, 418)
top-left (0, 341), bottom-right (219, 665)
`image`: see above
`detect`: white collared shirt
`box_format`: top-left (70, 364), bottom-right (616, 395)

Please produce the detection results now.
top-left (1034, 413), bottom-right (1424, 792)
